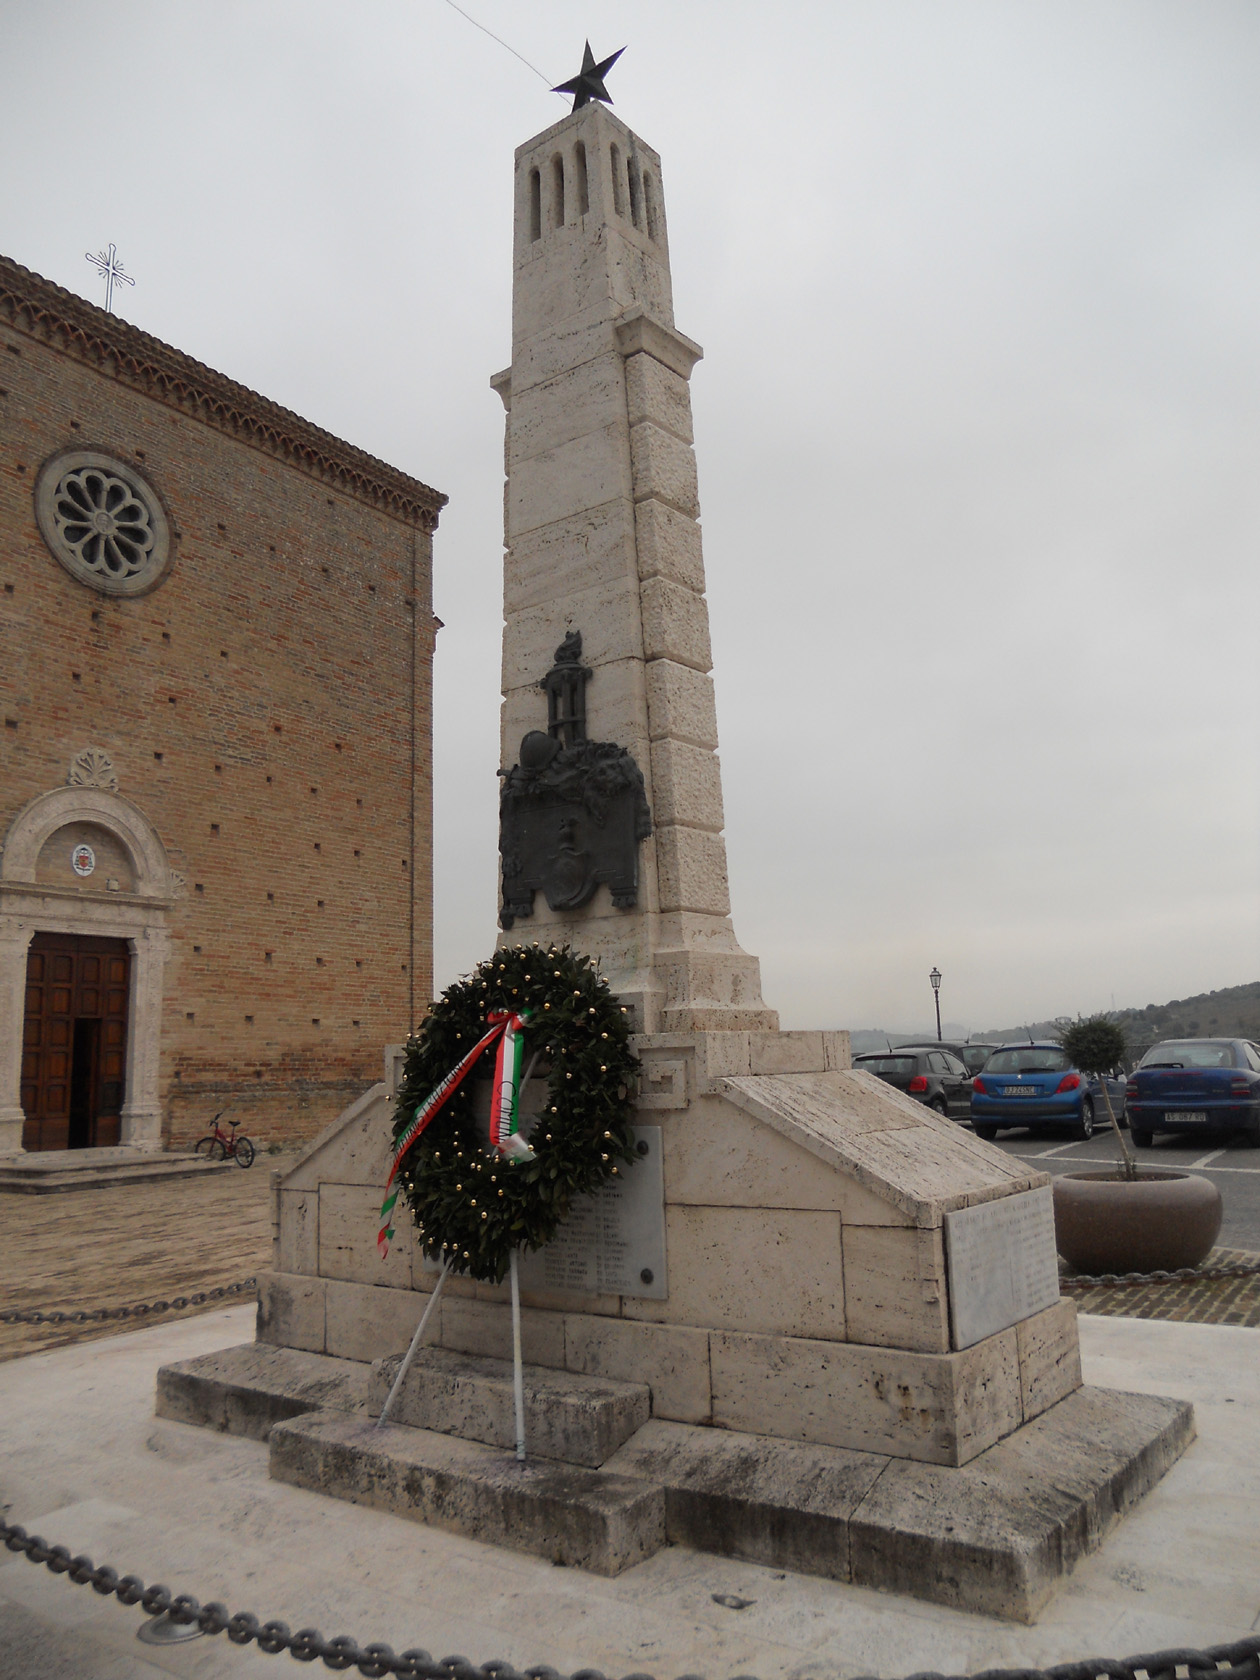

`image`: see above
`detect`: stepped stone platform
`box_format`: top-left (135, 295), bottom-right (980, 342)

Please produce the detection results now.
top-left (158, 1339), bottom-right (1194, 1620)
top-left (0, 1146), bottom-right (233, 1194)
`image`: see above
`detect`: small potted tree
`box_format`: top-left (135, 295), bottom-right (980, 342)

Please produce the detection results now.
top-left (1051, 1016), bottom-right (1222, 1274)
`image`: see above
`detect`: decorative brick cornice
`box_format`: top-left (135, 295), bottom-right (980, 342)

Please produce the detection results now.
top-left (0, 254), bottom-right (447, 532)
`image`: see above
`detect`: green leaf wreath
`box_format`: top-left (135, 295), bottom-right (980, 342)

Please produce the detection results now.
top-left (390, 943), bottom-right (640, 1282)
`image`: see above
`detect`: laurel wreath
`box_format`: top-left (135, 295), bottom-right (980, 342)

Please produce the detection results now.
top-left (390, 944), bottom-right (640, 1283)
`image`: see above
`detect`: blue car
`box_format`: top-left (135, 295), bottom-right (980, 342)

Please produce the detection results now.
top-left (969, 1041), bottom-right (1124, 1141)
top-left (1125, 1038), bottom-right (1260, 1147)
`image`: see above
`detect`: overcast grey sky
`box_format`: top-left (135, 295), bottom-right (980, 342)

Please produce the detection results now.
top-left (4, 1), bottom-right (1257, 1034)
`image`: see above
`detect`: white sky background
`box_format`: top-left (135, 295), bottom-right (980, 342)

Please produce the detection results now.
top-left (3, 1), bottom-right (1257, 1034)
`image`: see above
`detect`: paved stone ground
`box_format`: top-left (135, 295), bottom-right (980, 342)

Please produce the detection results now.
top-left (0, 1161), bottom-right (276, 1362)
top-left (1066, 1246), bottom-right (1260, 1327)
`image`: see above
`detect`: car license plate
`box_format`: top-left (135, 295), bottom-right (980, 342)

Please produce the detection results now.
top-left (1002, 1087), bottom-right (1036, 1096)
top-left (1167, 1111), bottom-right (1207, 1123)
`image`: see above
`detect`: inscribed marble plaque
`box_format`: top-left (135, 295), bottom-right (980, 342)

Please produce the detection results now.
top-left (517, 1125), bottom-right (667, 1300)
top-left (944, 1186), bottom-right (1059, 1349)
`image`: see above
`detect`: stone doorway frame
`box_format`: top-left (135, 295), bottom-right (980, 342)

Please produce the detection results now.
top-left (0, 783), bottom-right (178, 1155)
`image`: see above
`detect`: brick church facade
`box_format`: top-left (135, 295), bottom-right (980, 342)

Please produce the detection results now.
top-left (0, 255), bottom-right (444, 1154)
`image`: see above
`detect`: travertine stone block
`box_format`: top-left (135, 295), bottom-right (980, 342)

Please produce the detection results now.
top-left (629, 423), bottom-right (699, 519)
top-left (508, 353), bottom-right (628, 464)
top-left (824, 1031), bottom-right (853, 1070)
top-left (709, 1324), bottom-right (1022, 1466)
top-left (280, 1085), bottom-right (393, 1195)
top-left (843, 1225), bottom-right (950, 1353)
top-left (256, 1270), bottom-right (326, 1355)
top-left (439, 1293), bottom-right (567, 1368)
top-left (324, 1278), bottom-right (426, 1363)
top-left (270, 1408), bottom-right (667, 1576)
top-left (277, 1189), bottom-right (318, 1276)
top-left (1016, 1297), bottom-right (1082, 1420)
top-left (477, 1275), bottom-right (622, 1318)
top-left (624, 1205), bottom-right (846, 1340)
top-left (502, 581), bottom-right (645, 692)
top-left (624, 353), bottom-right (693, 441)
top-left (651, 1089), bottom-right (912, 1222)
top-left (368, 1347), bottom-right (649, 1466)
top-left (655, 825), bottom-right (731, 917)
top-left (645, 659), bottom-right (719, 747)
top-left (613, 309), bottom-right (700, 379)
top-left (749, 1031), bottom-right (828, 1075)
top-left (508, 424), bottom-right (631, 538)
top-left (648, 738), bottom-right (724, 830)
top-left (157, 1342), bottom-right (371, 1441)
top-left (605, 1418), bottom-right (886, 1583)
top-left (640, 575), bottom-right (712, 671)
top-left (634, 499), bottom-right (705, 592)
top-left (503, 657), bottom-right (650, 772)
top-left (504, 500), bottom-right (639, 613)
top-left (508, 306), bottom-right (620, 398)
top-left (319, 1182), bottom-right (411, 1290)
top-left (563, 1314), bottom-right (713, 1423)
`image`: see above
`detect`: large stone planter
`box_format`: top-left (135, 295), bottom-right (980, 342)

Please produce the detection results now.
top-left (1052, 1169), bottom-right (1223, 1274)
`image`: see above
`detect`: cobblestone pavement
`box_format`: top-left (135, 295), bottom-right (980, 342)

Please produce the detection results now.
top-left (1067, 1245), bottom-right (1260, 1327)
top-left (0, 1161), bottom-right (276, 1362)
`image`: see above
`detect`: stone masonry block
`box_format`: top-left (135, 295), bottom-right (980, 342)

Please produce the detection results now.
top-left (624, 353), bottom-right (693, 441)
top-left (1016, 1297), bottom-right (1082, 1420)
top-left (648, 738), bottom-right (724, 830)
top-left (653, 1089), bottom-right (912, 1223)
top-left (319, 1182), bottom-right (412, 1290)
top-left (709, 1324), bottom-right (1023, 1466)
top-left (564, 1314), bottom-right (713, 1423)
top-left (256, 1270), bottom-right (326, 1355)
top-left (842, 1224), bottom-right (950, 1353)
top-left (623, 1205), bottom-right (846, 1340)
top-left (655, 825), bottom-right (731, 917)
top-left (824, 1031), bottom-right (852, 1070)
top-left (277, 1189), bottom-right (318, 1275)
top-left (640, 575), bottom-right (712, 671)
top-left (439, 1294), bottom-right (567, 1368)
top-left (269, 1408), bottom-right (667, 1577)
top-left (508, 353), bottom-right (628, 465)
top-left (634, 498), bottom-right (706, 593)
top-left (504, 499), bottom-right (638, 614)
top-left (368, 1347), bottom-right (650, 1467)
top-left (508, 424), bottom-right (631, 541)
top-left (630, 422), bottom-right (699, 518)
top-left (503, 580), bottom-right (645, 691)
top-left (645, 659), bottom-right (719, 748)
top-left (749, 1032), bottom-right (829, 1075)
top-left (324, 1278), bottom-right (427, 1363)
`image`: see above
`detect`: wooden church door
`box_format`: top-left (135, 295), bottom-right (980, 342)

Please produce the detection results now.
top-left (21, 933), bottom-right (130, 1151)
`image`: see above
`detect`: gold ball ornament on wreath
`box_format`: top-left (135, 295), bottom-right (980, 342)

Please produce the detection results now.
top-left (390, 944), bottom-right (640, 1283)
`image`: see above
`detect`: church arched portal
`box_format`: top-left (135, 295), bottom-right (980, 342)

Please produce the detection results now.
top-left (0, 758), bottom-right (177, 1154)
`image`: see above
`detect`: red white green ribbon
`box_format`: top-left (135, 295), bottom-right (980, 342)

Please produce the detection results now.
top-left (489, 1011), bottom-right (536, 1162)
top-left (378, 1009), bottom-right (534, 1258)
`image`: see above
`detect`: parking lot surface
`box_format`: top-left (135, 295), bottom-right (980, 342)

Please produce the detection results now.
top-left (985, 1126), bottom-right (1260, 1251)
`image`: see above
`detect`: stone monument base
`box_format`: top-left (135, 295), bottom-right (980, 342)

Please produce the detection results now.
top-left (157, 1340), bottom-right (1193, 1622)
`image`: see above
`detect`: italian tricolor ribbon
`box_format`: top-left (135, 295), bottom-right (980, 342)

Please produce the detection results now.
top-left (378, 1009), bottom-right (534, 1258)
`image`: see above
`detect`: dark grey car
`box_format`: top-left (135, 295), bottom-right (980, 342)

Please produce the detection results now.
top-left (852, 1048), bottom-right (973, 1121)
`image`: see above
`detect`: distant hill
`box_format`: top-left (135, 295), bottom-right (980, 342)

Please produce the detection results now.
top-left (850, 981), bottom-right (1260, 1064)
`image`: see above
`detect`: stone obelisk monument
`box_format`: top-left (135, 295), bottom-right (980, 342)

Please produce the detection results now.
top-left (181, 68), bottom-right (1193, 1626)
top-left (490, 96), bottom-right (776, 1036)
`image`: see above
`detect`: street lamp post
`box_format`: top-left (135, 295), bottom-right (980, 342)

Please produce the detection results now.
top-left (929, 967), bottom-right (942, 1042)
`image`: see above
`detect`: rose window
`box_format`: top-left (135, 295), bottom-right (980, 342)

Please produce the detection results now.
top-left (35, 451), bottom-right (172, 596)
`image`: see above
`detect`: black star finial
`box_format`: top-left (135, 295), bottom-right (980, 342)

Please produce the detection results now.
top-left (552, 40), bottom-right (625, 111)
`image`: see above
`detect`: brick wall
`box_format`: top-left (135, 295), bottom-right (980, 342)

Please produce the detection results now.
top-left (0, 269), bottom-right (442, 1148)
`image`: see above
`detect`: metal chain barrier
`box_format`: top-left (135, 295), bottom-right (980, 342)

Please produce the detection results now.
top-left (0, 1278), bottom-right (256, 1326)
top-left (4, 1517), bottom-right (1260, 1680)
top-left (1060, 1260), bottom-right (1260, 1291)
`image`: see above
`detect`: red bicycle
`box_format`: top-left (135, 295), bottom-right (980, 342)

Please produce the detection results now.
top-left (194, 1111), bottom-right (256, 1168)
